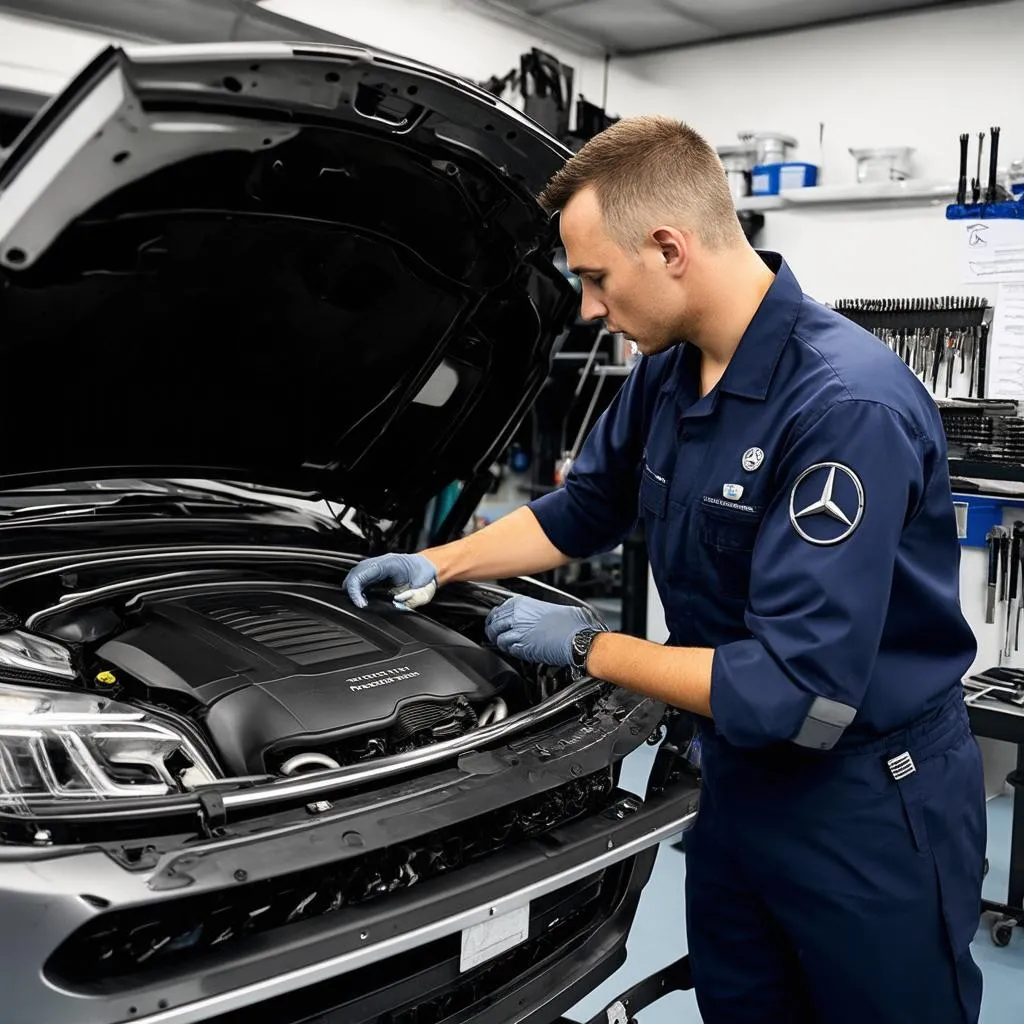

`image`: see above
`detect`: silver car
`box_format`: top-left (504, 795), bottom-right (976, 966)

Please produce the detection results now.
top-left (0, 40), bottom-right (698, 1024)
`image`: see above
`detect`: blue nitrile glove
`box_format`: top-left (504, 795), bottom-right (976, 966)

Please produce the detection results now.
top-left (344, 553), bottom-right (439, 611)
top-left (484, 595), bottom-right (604, 667)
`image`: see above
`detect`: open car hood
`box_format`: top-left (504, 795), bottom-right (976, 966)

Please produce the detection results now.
top-left (0, 42), bottom-right (577, 525)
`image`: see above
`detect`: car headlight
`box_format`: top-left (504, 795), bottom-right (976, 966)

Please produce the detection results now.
top-left (0, 683), bottom-right (217, 814)
top-left (0, 630), bottom-right (75, 679)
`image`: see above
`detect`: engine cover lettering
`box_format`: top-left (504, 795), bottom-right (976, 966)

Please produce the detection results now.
top-left (348, 667), bottom-right (421, 691)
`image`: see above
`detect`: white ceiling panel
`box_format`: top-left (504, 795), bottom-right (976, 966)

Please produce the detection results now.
top-left (545, 0), bottom-right (719, 51)
top-left (514, 0), bottom-right (587, 13)
top-left (471, 0), bottom-right (984, 54)
top-left (683, 0), bottom-right (945, 33)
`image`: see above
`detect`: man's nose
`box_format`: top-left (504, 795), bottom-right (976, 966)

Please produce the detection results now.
top-left (579, 292), bottom-right (607, 322)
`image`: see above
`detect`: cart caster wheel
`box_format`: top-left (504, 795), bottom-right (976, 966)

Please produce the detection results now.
top-left (992, 918), bottom-right (1015, 947)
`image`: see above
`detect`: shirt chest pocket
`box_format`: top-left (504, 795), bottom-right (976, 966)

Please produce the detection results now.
top-left (696, 502), bottom-right (763, 598)
top-left (640, 464), bottom-right (669, 519)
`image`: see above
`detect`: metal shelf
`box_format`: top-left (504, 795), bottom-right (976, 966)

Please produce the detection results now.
top-left (734, 181), bottom-right (956, 213)
top-left (734, 195), bottom-right (783, 212)
top-left (949, 461), bottom-right (1024, 485)
top-left (781, 181), bottom-right (955, 206)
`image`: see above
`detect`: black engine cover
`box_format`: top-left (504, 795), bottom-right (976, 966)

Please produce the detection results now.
top-left (95, 585), bottom-right (516, 775)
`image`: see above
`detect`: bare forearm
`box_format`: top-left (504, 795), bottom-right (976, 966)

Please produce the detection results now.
top-left (586, 632), bottom-right (714, 718)
top-left (422, 506), bottom-right (571, 585)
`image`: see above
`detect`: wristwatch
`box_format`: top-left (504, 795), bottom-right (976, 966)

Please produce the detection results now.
top-left (570, 627), bottom-right (601, 679)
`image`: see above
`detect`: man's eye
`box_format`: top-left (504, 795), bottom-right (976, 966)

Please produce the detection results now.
top-left (588, 276), bottom-right (604, 289)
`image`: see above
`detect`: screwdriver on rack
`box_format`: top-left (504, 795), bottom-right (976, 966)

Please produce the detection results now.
top-left (957, 133), bottom-right (969, 206)
top-left (987, 525), bottom-right (1002, 623)
top-left (1000, 526), bottom-right (1011, 602)
top-left (987, 126), bottom-right (1001, 203)
top-left (1006, 522), bottom-right (1023, 658)
top-left (974, 131), bottom-right (985, 205)
top-left (1016, 523), bottom-right (1024, 651)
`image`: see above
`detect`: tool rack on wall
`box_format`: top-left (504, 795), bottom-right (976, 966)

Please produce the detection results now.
top-left (831, 294), bottom-right (1024, 495)
top-left (831, 295), bottom-right (1024, 496)
top-left (832, 296), bottom-right (992, 399)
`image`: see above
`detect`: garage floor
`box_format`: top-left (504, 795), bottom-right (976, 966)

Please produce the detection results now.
top-left (567, 743), bottom-right (1022, 1023)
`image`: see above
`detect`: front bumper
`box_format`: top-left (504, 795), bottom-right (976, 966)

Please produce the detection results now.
top-left (0, 697), bottom-right (699, 1024)
top-left (198, 785), bottom-right (694, 1024)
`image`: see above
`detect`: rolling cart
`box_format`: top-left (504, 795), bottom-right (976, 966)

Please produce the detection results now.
top-left (964, 672), bottom-right (1024, 945)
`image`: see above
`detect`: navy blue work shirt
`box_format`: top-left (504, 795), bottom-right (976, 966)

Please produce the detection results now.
top-left (529, 252), bottom-right (977, 750)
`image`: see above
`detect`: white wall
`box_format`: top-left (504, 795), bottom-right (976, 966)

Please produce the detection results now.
top-left (614, 0), bottom-right (1024, 187)
top-left (0, 12), bottom-right (132, 98)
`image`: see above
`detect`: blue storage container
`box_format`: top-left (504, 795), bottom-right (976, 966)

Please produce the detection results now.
top-left (953, 496), bottom-right (1004, 548)
top-left (751, 162), bottom-right (818, 196)
top-left (945, 199), bottom-right (1024, 220)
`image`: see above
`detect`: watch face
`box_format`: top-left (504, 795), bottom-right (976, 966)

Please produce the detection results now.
top-left (572, 629), bottom-right (594, 662)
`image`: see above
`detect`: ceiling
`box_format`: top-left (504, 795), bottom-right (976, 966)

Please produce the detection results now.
top-left (477, 0), bottom-right (980, 54)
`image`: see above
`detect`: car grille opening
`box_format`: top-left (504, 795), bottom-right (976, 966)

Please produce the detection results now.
top-left (47, 768), bottom-right (617, 987)
top-left (201, 864), bottom-right (627, 1024)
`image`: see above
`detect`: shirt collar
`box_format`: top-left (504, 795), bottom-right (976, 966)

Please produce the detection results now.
top-left (715, 251), bottom-right (802, 401)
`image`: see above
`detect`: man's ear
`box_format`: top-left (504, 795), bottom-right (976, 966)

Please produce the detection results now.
top-left (651, 227), bottom-right (689, 277)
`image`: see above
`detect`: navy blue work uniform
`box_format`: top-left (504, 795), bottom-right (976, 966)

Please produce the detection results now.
top-left (529, 252), bottom-right (986, 1023)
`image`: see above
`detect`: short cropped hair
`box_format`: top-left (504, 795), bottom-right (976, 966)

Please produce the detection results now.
top-left (538, 115), bottom-right (743, 251)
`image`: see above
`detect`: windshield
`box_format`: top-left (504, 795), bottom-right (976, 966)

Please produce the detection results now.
top-left (0, 478), bottom-right (280, 505)
top-left (0, 477), bottom-right (368, 537)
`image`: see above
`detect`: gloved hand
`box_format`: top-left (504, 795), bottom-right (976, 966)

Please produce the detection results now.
top-left (344, 553), bottom-right (439, 611)
top-left (484, 595), bottom-right (604, 667)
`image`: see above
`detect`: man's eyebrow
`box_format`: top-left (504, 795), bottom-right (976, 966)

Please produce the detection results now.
top-left (570, 266), bottom-right (603, 276)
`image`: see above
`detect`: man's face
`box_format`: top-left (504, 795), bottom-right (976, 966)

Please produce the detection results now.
top-left (559, 186), bottom-right (684, 357)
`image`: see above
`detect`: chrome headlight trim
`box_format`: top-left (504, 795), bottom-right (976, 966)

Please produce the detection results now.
top-left (0, 630), bottom-right (75, 679)
top-left (0, 684), bottom-right (217, 814)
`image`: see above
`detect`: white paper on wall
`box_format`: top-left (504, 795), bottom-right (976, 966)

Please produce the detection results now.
top-left (986, 282), bottom-right (1024, 399)
top-left (959, 219), bottom-right (1024, 285)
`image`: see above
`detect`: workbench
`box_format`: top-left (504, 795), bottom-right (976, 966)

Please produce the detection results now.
top-left (964, 675), bottom-right (1024, 946)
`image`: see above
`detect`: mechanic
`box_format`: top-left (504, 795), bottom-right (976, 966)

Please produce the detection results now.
top-left (345, 115), bottom-right (986, 1023)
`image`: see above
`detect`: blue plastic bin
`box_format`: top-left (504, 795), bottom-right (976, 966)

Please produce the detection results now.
top-left (751, 162), bottom-right (818, 196)
top-left (954, 496), bottom-right (1004, 548)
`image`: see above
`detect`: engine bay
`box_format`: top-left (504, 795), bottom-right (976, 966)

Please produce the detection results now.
top-left (2, 554), bottom-right (578, 790)
top-left (91, 585), bottom-right (526, 776)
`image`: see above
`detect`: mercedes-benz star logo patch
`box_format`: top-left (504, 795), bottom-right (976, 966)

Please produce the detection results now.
top-left (788, 462), bottom-right (864, 546)
top-left (742, 447), bottom-right (764, 472)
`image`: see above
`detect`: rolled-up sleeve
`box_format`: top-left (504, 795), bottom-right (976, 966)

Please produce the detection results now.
top-left (711, 398), bottom-right (927, 749)
top-left (529, 360), bottom-right (650, 559)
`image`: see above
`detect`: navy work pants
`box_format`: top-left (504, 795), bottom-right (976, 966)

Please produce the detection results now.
top-left (685, 692), bottom-right (986, 1023)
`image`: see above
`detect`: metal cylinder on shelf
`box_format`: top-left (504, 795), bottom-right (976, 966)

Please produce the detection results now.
top-left (849, 146), bottom-right (915, 183)
top-left (738, 131), bottom-right (798, 166)
top-left (716, 143), bottom-right (757, 200)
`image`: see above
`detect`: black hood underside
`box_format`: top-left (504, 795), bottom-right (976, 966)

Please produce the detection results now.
top-left (0, 45), bottom-right (577, 523)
